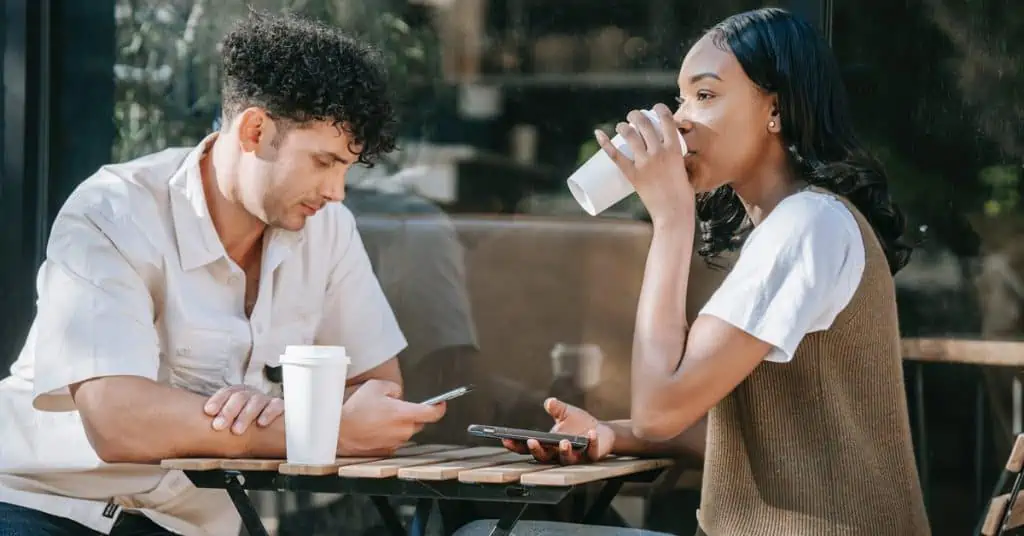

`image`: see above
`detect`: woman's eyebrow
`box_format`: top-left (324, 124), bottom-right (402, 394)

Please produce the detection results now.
top-left (688, 72), bottom-right (723, 84)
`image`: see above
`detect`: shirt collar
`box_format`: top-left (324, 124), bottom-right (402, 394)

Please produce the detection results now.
top-left (168, 134), bottom-right (225, 271)
top-left (168, 134), bottom-right (304, 272)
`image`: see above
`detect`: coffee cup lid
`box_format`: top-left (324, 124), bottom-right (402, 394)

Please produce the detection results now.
top-left (279, 353), bottom-right (350, 367)
top-left (280, 345), bottom-right (349, 366)
top-left (284, 345), bottom-right (346, 357)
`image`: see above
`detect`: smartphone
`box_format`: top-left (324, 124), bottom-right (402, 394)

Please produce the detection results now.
top-left (467, 424), bottom-right (590, 450)
top-left (419, 385), bottom-right (474, 406)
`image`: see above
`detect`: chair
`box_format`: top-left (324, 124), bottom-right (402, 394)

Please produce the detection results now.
top-left (979, 434), bottom-right (1024, 535)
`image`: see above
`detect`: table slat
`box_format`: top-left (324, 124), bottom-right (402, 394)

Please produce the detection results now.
top-left (338, 446), bottom-right (507, 478)
top-left (457, 461), bottom-right (554, 484)
top-left (279, 444), bottom-right (459, 475)
top-left (160, 458), bottom-right (224, 471)
top-left (518, 457), bottom-right (675, 486)
top-left (159, 444), bottom-right (460, 474)
top-left (397, 452), bottom-right (532, 481)
top-left (220, 459), bottom-right (285, 471)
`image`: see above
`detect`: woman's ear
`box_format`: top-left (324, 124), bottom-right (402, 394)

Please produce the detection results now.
top-left (767, 97), bottom-right (782, 134)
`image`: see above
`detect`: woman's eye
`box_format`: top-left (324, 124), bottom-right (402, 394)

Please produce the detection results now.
top-left (696, 90), bottom-right (714, 101)
top-left (314, 158), bottom-right (333, 168)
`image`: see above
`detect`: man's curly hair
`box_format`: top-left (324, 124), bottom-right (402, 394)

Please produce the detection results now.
top-left (219, 10), bottom-right (397, 167)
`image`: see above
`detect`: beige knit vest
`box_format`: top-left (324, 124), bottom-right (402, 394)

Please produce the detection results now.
top-left (697, 190), bottom-right (930, 535)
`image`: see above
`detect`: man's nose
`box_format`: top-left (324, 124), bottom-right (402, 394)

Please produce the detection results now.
top-left (319, 175), bottom-right (346, 202)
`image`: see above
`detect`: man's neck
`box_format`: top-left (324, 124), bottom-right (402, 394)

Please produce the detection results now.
top-left (200, 134), bottom-right (266, 266)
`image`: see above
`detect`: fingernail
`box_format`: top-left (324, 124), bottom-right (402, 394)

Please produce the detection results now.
top-left (212, 417), bottom-right (225, 430)
top-left (257, 417), bottom-right (267, 426)
top-left (204, 403), bottom-right (215, 414)
top-left (232, 423), bottom-right (245, 435)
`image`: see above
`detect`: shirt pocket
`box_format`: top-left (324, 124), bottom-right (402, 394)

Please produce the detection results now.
top-left (259, 307), bottom-right (323, 367)
top-left (164, 327), bottom-right (233, 396)
top-left (278, 305), bottom-right (324, 344)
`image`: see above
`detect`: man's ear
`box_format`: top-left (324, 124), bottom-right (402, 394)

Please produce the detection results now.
top-left (235, 107), bottom-right (281, 157)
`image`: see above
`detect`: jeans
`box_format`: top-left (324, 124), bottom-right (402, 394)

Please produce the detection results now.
top-left (0, 502), bottom-right (175, 536)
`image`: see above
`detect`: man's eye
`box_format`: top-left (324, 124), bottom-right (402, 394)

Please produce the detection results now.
top-left (315, 158), bottom-right (333, 168)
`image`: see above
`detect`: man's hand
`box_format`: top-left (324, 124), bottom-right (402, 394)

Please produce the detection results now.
top-left (503, 397), bottom-right (614, 465)
top-left (337, 379), bottom-right (446, 456)
top-left (204, 385), bottom-right (284, 435)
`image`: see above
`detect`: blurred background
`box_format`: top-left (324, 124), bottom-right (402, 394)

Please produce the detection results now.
top-left (2, 0), bottom-right (1023, 534)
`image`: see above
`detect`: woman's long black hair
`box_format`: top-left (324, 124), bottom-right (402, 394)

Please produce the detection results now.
top-left (697, 8), bottom-right (912, 275)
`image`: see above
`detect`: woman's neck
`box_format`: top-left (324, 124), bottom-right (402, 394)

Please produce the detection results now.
top-left (732, 162), bottom-right (805, 226)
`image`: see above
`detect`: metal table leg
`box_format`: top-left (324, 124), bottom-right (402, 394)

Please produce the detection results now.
top-left (487, 503), bottom-right (529, 536)
top-left (223, 472), bottom-right (270, 536)
top-left (371, 496), bottom-right (407, 536)
top-left (581, 480), bottom-right (625, 525)
top-left (915, 363), bottom-right (930, 510)
top-left (1014, 376), bottom-right (1022, 435)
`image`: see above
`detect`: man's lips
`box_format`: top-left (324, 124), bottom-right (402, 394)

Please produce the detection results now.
top-left (300, 202), bottom-right (321, 215)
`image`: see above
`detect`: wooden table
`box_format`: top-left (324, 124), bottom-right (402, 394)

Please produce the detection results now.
top-left (902, 337), bottom-right (1024, 513)
top-left (162, 444), bottom-right (674, 536)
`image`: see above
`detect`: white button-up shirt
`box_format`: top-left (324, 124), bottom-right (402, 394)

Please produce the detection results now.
top-left (0, 135), bottom-right (407, 535)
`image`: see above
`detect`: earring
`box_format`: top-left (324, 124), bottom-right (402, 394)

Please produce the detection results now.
top-left (769, 120), bottom-right (777, 129)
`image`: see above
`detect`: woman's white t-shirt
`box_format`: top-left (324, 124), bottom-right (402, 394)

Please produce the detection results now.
top-left (699, 190), bottom-right (867, 363)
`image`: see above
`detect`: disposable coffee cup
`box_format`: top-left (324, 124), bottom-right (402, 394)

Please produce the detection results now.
top-left (551, 343), bottom-right (605, 390)
top-left (567, 108), bottom-right (686, 216)
top-left (279, 345), bottom-right (350, 465)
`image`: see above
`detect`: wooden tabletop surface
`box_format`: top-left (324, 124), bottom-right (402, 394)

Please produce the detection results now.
top-left (161, 444), bottom-right (674, 487)
top-left (902, 337), bottom-right (1024, 367)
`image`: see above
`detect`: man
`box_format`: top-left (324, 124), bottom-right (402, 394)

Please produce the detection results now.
top-left (0, 11), bottom-right (445, 536)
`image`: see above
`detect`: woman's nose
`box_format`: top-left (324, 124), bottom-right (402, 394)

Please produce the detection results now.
top-left (673, 110), bottom-right (694, 133)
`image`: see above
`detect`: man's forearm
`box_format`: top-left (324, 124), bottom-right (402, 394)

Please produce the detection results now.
top-left (605, 418), bottom-right (706, 460)
top-left (71, 376), bottom-right (285, 464)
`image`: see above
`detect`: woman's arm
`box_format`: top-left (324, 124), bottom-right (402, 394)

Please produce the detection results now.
top-left (628, 196), bottom-right (859, 441)
top-left (605, 417), bottom-right (706, 459)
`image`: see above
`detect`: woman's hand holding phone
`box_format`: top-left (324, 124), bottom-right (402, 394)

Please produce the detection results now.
top-left (502, 397), bottom-right (614, 465)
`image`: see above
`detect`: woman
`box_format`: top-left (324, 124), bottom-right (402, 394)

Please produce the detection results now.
top-left (505, 7), bottom-right (929, 536)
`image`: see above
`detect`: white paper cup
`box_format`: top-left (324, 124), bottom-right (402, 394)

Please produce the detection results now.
top-left (280, 345), bottom-right (350, 465)
top-left (551, 343), bottom-right (605, 390)
top-left (567, 109), bottom-right (686, 216)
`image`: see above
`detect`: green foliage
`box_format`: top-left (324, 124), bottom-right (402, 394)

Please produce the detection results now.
top-left (979, 165), bottom-right (1021, 217)
top-left (112, 0), bottom-right (439, 163)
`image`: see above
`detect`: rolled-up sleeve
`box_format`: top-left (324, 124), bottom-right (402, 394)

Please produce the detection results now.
top-left (316, 208), bottom-right (407, 377)
top-left (32, 210), bottom-right (160, 412)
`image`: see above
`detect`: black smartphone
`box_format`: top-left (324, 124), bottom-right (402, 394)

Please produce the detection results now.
top-left (467, 424), bottom-right (590, 450)
top-left (419, 385), bottom-right (475, 406)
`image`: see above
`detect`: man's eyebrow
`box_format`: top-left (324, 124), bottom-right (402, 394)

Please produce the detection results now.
top-left (688, 72), bottom-right (723, 84)
top-left (316, 150), bottom-right (350, 164)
